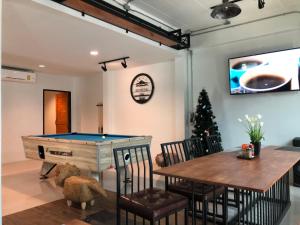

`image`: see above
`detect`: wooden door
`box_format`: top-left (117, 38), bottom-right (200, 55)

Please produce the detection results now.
top-left (56, 93), bottom-right (69, 133)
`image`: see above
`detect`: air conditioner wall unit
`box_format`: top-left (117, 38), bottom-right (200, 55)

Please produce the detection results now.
top-left (1, 68), bottom-right (36, 83)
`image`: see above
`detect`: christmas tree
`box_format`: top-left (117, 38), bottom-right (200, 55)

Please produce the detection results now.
top-left (192, 89), bottom-right (222, 152)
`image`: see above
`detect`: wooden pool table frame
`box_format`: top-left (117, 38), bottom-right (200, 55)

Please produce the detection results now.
top-left (22, 134), bottom-right (152, 176)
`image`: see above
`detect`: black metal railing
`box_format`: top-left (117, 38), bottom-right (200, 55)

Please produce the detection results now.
top-left (229, 172), bottom-right (290, 225)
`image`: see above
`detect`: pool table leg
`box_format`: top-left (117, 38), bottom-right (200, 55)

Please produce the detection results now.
top-left (99, 171), bottom-right (104, 185)
top-left (40, 162), bottom-right (57, 179)
top-left (91, 171), bottom-right (104, 185)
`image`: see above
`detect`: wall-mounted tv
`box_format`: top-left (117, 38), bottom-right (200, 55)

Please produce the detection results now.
top-left (229, 48), bottom-right (300, 95)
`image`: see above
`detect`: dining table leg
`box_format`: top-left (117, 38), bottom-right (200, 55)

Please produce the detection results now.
top-left (213, 186), bottom-right (216, 224)
top-left (237, 188), bottom-right (240, 224)
top-left (224, 187), bottom-right (228, 225)
top-left (191, 182), bottom-right (196, 225)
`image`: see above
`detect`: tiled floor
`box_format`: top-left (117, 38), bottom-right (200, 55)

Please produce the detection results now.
top-left (280, 186), bottom-right (300, 225)
top-left (1, 160), bottom-right (63, 216)
top-left (2, 160), bottom-right (300, 224)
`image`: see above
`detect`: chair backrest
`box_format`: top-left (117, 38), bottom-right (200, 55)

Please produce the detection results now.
top-left (161, 140), bottom-right (188, 167)
top-left (113, 144), bottom-right (153, 198)
top-left (184, 137), bottom-right (205, 158)
top-left (161, 141), bottom-right (188, 187)
top-left (206, 135), bottom-right (223, 154)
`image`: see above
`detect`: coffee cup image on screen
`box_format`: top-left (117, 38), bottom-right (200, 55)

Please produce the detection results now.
top-left (239, 66), bottom-right (292, 93)
top-left (229, 58), bottom-right (267, 89)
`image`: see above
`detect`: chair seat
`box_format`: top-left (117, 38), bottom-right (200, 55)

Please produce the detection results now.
top-left (168, 181), bottom-right (225, 201)
top-left (119, 188), bottom-right (188, 221)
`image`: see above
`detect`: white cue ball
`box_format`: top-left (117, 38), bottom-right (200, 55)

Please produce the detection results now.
top-left (102, 136), bottom-right (105, 138)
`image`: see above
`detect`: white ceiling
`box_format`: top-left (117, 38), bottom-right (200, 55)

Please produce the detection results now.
top-left (2, 0), bottom-right (176, 76)
top-left (128, 0), bottom-right (300, 32)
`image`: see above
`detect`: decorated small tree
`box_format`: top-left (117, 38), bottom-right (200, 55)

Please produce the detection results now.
top-left (192, 89), bottom-right (222, 152)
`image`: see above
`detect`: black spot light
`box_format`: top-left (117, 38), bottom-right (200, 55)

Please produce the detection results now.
top-left (101, 63), bottom-right (107, 72)
top-left (258, 0), bottom-right (265, 9)
top-left (121, 59), bottom-right (127, 68)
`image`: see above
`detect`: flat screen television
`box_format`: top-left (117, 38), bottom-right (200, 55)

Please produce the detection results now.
top-left (229, 48), bottom-right (300, 95)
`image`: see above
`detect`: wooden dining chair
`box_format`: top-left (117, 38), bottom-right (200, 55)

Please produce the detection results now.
top-left (161, 141), bottom-right (226, 225)
top-left (113, 144), bottom-right (189, 225)
top-left (184, 137), bottom-right (205, 158)
top-left (206, 135), bottom-right (223, 154)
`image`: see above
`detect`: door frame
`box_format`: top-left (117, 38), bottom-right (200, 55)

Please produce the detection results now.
top-left (43, 89), bottom-right (72, 134)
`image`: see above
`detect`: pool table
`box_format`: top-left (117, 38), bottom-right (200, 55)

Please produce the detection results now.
top-left (22, 133), bottom-right (152, 177)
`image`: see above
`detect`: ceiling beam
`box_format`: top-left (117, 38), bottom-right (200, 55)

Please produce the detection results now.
top-left (52, 0), bottom-right (190, 50)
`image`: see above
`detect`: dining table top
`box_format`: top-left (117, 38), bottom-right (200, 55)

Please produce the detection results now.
top-left (154, 146), bottom-right (300, 193)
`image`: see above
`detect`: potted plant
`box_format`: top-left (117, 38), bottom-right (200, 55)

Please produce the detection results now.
top-left (238, 114), bottom-right (264, 156)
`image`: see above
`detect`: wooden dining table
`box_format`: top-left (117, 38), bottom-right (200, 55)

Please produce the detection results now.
top-left (154, 146), bottom-right (300, 225)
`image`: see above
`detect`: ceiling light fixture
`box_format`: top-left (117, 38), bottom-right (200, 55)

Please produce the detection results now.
top-left (38, 64), bottom-right (46, 68)
top-left (121, 59), bottom-right (128, 68)
top-left (90, 50), bottom-right (99, 56)
top-left (101, 63), bottom-right (107, 72)
top-left (211, 0), bottom-right (242, 20)
top-left (99, 56), bottom-right (130, 72)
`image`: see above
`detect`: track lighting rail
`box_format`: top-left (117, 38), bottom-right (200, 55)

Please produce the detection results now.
top-left (98, 56), bottom-right (129, 64)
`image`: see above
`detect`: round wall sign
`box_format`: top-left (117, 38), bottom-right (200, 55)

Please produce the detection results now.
top-left (130, 73), bottom-right (154, 104)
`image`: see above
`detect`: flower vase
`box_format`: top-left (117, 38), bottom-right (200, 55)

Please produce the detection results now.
top-left (252, 142), bottom-right (261, 156)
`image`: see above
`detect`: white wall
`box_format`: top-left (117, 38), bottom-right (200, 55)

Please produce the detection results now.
top-left (2, 72), bottom-right (102, 163)
top-left (74, 73), bottom-right (102, 133)
top-left (103, 61), bottom-right (185, 158)
top-left (191, 27), bottom-right (300, 149)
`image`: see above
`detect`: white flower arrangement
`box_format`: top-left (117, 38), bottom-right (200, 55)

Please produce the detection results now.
top-left (238, 114), bottom-right (264, 143)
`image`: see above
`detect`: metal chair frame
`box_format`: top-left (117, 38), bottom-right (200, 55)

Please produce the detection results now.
top-left (205, 135), bottom-right (240, 208)
top-left (114, 144), bottom-right (188, 225)
top-left (161, 140), bottom-right (226, 225)
top-left (184, 137), bottom-right (205, 159)
top-left (206, 135), bottom-right (223, 154)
